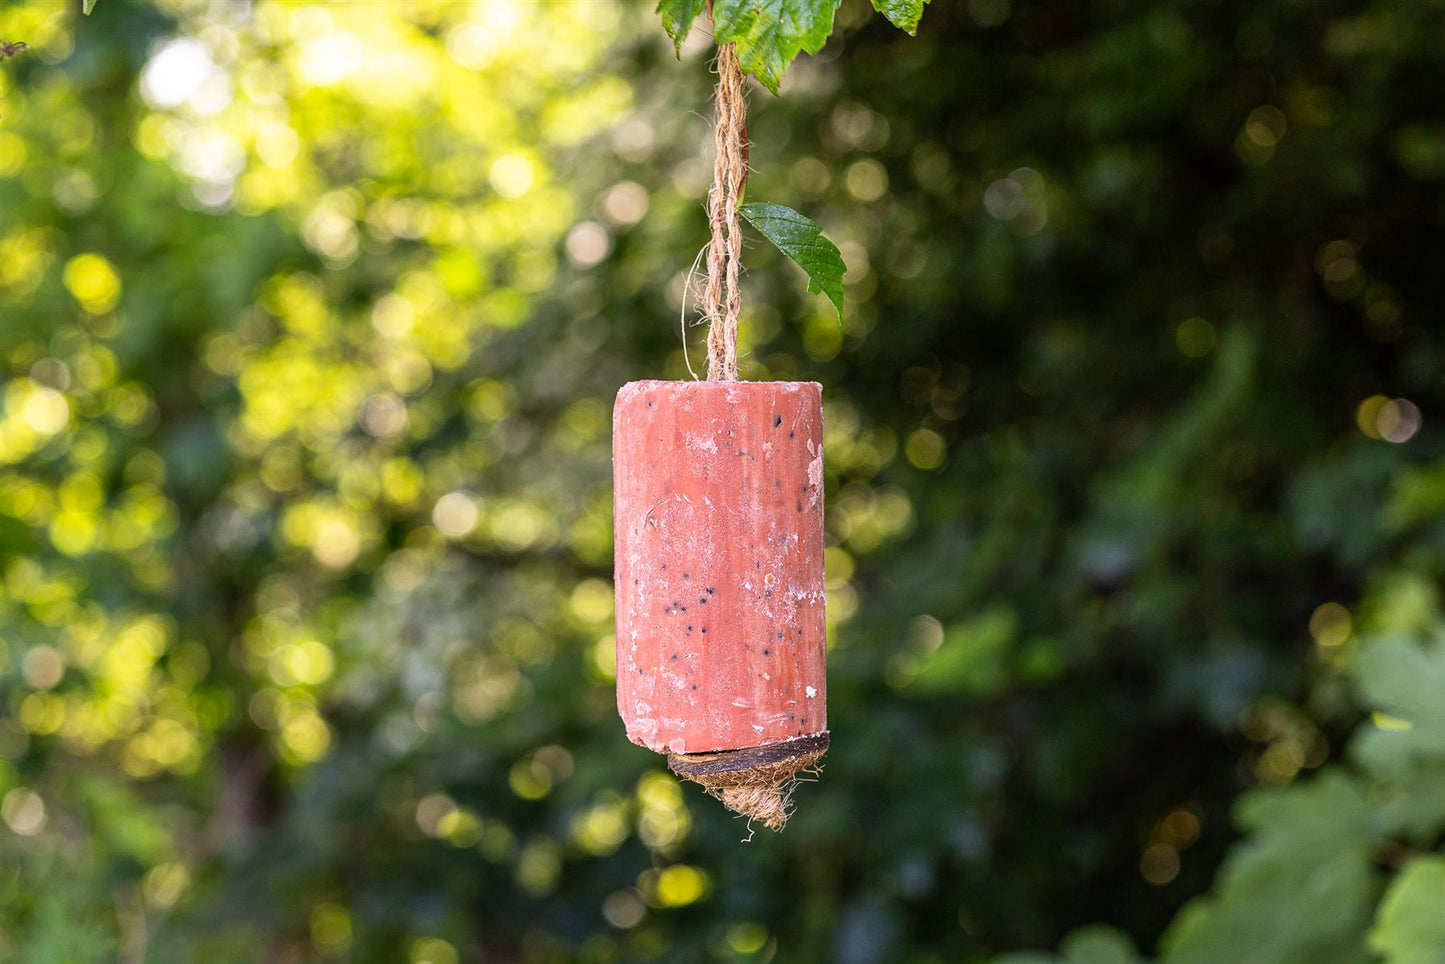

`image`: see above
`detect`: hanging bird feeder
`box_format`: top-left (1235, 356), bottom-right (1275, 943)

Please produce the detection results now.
top-left (611, 42), bottom-right (837, 831)
top-left (614, 3), bottom-right (929, 830)
top-left (614, 378), bottom-right (828, 829)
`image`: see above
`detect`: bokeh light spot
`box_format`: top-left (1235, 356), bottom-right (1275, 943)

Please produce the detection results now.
top-left (416, 793), bottom-right (458, 837)
top-left (446, 23), bottom-right (497, 70)
top-left (602, 889), bottom-right (646, 929)
top-left (310, 902), bottom-right (353, 956)
top-left (1244, 105), bottom-right (1287, 148)
top-left (1309, 602), bottom-right (1351, 649)
top-left (1140, 843), bottom-right (1181, 885)
top-left (433, 491), bottom-right (480, 538)
top-left (142, 862), bottom-right (191, 909)
top-left (23, 387), bottom-right (70, 436)
top-left (1, 788), bottom-right (46, 836)
top-left (313, 519), bottom-right (361, 568)
top-left (410, 937), bottom-right (459, 964)
top-left (63, 253), bottom-right (122, 314)
top-left (490, 153), bottom-right (535, 198)
top-left (727, 922), bottom-right (769, 954)
top-left (565, 221), bottom-right (612, 267)
top-left (600, 180), bottom-right (649, 226)
top-left (1358, 396), bottom-right (1422, 443)
top-left (905, 428), bottom-right (946, 470)
top-left (21, 645), bottom-right (64, 689)
top-left (654, 864), bottom-right (708, 907)
top-left (1376, 398), bottom-right (1422, 443)
top-left (140, 38), bottom-right (216, 109)
top-left (845, 158), bottom-right (889, 202)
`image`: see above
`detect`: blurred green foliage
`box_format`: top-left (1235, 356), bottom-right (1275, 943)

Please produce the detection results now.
top-left (1, 1), bottom-right (1444, 962)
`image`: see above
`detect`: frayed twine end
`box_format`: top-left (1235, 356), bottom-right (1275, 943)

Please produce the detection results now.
top-left (667, 732), bottom-right (828, 832)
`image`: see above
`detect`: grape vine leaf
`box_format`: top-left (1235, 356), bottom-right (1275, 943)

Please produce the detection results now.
top-left (656, 0), bottom-right (706, 56)
top-left (738, 202), bottom-right (845, 321)
top-left (83, 0), bottom-right (98, 13)
top-left (871, 0), bottom-right (932, 34)
top-left (712, 0), bottom-right (843, 94)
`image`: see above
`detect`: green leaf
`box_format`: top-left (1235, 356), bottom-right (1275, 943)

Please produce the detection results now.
top-left (1159, 772), bottom-right (1376, 964)
top-left (1370, 857), bottom-right (1445, 964)
top-left (713, 0), bottom-right (842, 94)
top-left (871, 0), bottom-right (932, 35)
top-left (1352, 634), bottom-right (1445, 838)
top-left (994, 926), bottom-right (1143, 964)
top-left (656, 0), bottom-right (705, 56)
top-left (1058, 927), bottom-right (1144, 964)
top-left (83, 0), bottom-right (97, 13)
top-left (738, 201), bottom-right (845, 320)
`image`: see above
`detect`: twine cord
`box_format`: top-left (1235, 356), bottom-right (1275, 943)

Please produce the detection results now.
top-left (704, 44), bottom-right (747, 381)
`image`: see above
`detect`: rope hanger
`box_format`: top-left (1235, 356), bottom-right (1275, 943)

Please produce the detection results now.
top-left (703, 44), bottom-right (748, 381)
